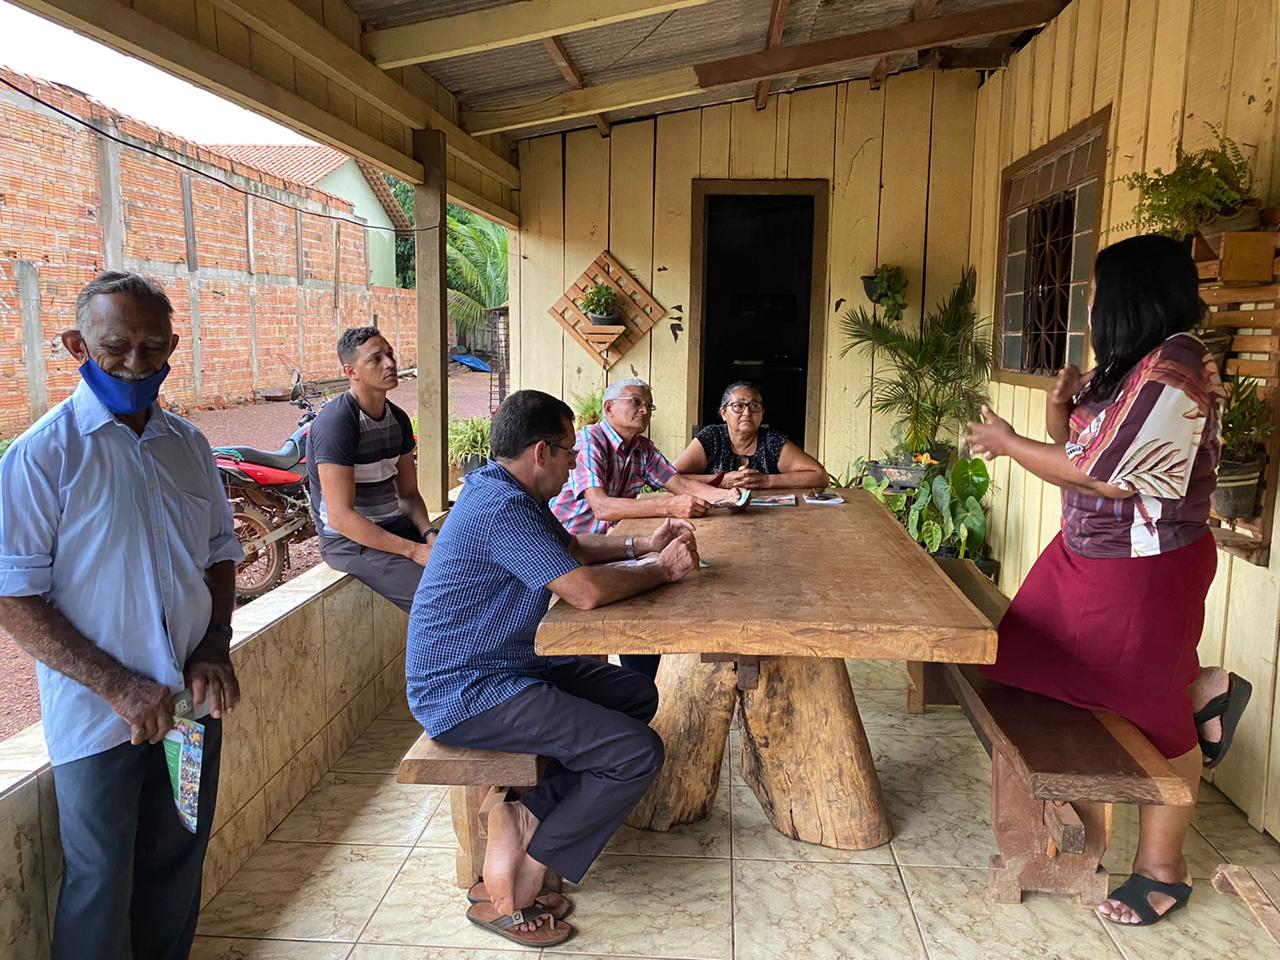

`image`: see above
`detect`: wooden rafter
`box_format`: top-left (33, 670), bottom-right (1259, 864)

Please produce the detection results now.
top-left (869, 0), bottom-right (937, 90)
top-left (542, 36), bottom-right (611, 137)
top-left (753, 0), bottom-right (791, 110)
top-left (462, 0), bottom-right (1066, 134)
top-left (203, 0), bottom-right (518, 188)
top-left (364, 0), bottom-right (712, 69)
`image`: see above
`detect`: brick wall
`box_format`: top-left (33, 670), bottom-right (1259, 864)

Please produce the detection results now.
top-left (0, 70), bottom-right (417, 437)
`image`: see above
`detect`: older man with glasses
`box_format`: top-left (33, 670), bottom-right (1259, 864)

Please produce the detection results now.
top-left (550, 378), bottom-right (724, 678)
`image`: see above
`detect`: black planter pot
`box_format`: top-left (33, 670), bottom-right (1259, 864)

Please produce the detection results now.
top-left (1212, 457), bottom-right (1265, 519)
top-left (460, 454), bottom-right (488, 476)
top-left (974, 556), bottom-right (1000, 582)
top-left (865, 460), bottom-right (927, 492)
top-left (861, 275), bottom-right (878, 301)
top-left (587, 311), bottom-right (619, 326)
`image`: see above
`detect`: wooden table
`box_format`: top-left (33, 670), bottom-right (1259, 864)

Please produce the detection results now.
top-left (536, 490), bottom-right (997, 850)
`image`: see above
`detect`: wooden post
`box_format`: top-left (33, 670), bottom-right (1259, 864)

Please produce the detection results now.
top-left (450, 784), bottom-right (488, 888)
top-left (412, 129), bottom-right (450, 512)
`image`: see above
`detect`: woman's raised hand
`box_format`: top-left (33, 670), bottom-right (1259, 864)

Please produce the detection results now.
top-left (963, 405), bottom-right (1017, 461)
top-left (1050, 364), bottom-right (1093, 408)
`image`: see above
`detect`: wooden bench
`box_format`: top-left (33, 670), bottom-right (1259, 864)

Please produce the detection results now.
top-left (398, 735), bottom-right (559, 890)
top-left (910, 559), bottom-right (1195, 905)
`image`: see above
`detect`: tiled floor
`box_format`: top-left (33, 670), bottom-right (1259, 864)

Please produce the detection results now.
top-left (192, 662), bottom-right (1280, 959)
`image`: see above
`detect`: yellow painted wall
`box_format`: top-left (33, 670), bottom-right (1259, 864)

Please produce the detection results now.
top-left (971, 0), bottom-right (1280, 828)
top-left (512, 72), bottom-right (979, 468)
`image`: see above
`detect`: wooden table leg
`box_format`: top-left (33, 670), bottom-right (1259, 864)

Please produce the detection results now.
top-left (626, 653), bottom-right (739, 831)
top-left (451, 784), bottom-right (489, 888)
top-left (739, 656), bottom-right (892, 850)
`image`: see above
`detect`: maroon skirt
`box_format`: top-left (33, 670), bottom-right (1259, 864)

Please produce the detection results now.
top-left (981, 530), bottom-right (1217, 759)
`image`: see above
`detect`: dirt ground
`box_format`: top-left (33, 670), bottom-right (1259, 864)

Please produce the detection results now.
top-left (0, 368), bottom-right (494, 739)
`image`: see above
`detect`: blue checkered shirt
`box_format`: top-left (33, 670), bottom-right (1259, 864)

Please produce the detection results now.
top-left (406, 460), bottom-right (581, 737)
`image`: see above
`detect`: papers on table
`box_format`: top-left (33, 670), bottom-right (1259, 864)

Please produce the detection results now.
top-left (803, 492), bottom-right (845, 505)
top-left (750, 494), bottom-right (797, 506)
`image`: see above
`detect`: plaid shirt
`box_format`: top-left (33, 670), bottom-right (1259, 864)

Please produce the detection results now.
top-left (549, 419), bottom-right (677, 535)
top-left (406, 461), bottom-right (579, 738)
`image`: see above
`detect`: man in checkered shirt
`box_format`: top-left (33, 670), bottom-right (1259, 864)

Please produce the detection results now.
top-left (407, 389), bottom-right (700, 948)
top-left (550, 378), bottom-right (724, 679)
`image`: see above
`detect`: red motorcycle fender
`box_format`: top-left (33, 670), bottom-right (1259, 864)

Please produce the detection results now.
top-left (233, 462), bottom-right (307, 486)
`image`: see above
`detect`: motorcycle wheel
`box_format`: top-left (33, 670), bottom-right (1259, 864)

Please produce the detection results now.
top-left (232, 503), bottom-right (287, 603)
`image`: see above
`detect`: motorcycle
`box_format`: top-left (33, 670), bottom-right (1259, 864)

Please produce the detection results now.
top-left (213, 375), bottom-right (320, 602)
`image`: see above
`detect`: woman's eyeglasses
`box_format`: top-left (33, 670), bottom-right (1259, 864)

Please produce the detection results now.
top-left (725, 401), bottom-right (763, 414)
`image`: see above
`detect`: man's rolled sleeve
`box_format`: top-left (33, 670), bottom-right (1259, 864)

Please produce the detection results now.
top-left (643, 445), bottom-right (678, 489)
top-left (0, 440), bottom-right (59, 597)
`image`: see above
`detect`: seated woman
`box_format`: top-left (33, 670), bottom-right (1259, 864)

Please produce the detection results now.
top-left (964, 234), bottom-right (1251, 928)
top-left (673, 381), bottom-right (829, 489)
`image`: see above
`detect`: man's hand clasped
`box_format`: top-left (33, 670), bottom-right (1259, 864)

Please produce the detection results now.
top-left (669, 493), bottom-right (710, 518)
top-left (658, 530), bottom-right (700, 583)
top-left (184, 628), bottom-right (241, 721)
top-left (108, 674), bottom-right (177, 746)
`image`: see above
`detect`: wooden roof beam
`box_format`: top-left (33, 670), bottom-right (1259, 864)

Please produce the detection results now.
top-left (869, 0), bottom-right (937, 91)
top-left (462, 0), bottom-right (1067, 135)
top-left (364, 0), bottom-right (712, 69)
top-left (753, 0), bottom-right (791, 110)
top-left (543, 36), bottom-right (611, 137)
top-left (204, 0), bottom-right (519, 188)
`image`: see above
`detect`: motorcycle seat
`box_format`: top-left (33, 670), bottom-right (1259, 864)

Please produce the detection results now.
top-left (215, 441), bottom-right (301, 471)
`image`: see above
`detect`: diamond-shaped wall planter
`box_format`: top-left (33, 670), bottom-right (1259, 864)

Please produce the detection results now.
top-left (549, 251), bottom-right (667, 370)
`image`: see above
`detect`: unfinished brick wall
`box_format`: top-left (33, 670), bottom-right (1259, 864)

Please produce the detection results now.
top-left (0, 70), bottom-right (418, 437)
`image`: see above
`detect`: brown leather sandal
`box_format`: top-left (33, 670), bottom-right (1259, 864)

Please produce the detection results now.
top-left (466, 880), bottom-right (574, 920)
top-left (465, 901), bottom-right (574, 947)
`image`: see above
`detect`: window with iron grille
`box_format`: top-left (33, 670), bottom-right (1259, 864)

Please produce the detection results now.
top-left (996, 110), bottom-right (1110, 380)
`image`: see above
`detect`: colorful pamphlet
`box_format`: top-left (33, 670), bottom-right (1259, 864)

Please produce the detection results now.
top-left (163, 716), bottom-right (205, 833)
top-left (803, 492), bottom-right (845, 505)
top-left (751, 494), bottom-right (797, 506)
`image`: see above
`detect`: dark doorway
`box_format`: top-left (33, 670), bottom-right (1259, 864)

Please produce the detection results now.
top-left (701, 194), bottom-right (814, 445)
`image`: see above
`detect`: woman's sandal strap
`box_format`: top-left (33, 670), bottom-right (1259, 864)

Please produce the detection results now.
top-left (1104, 873), bottom-right (1192, 926)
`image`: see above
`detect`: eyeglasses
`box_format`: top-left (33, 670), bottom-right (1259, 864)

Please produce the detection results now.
top-left (548, 441), bottom-right (579, 459)
top-left (614, 396), bottom-right (656, 412)
top-left (724, 401), bottom-right (763, 414)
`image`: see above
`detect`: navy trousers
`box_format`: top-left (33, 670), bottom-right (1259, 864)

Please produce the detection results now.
top-left (50, 719), bottom-right (222, 960)
top-left (320, 516), bottom-right (427, 614)
top-left (434, 658), bottom-right (663, 883)
top-left (618, 654), bottom-right (661, 679)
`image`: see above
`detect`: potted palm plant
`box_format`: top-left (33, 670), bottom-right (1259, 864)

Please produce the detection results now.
top-left (841, 265), bottom-right (991, 482)
top-left (579, 282), bottom-right (619, 325)
top-left (448, 416), bottom-right (492, 475)
top-left (1214, 377), bottom-right (1274, 519)
top-left (572, 387), bottom-right (603, 428)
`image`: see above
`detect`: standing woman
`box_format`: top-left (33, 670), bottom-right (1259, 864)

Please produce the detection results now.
top-left (964, 234), bottom-right (1251, 927)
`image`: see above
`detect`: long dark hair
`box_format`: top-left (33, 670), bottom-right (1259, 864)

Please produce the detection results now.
top-left (1086, 234), bottom-right (1201, 400)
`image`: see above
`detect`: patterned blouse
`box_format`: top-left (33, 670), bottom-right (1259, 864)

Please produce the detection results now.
top-left (695, 424), bottom-right (789, 474)
top-left (1063, 333), bottom-right (1223, 558)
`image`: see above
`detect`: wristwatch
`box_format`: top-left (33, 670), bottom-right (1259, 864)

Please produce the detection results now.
top-left (205, 623), bottom-right (233, 645)
top-left (625, 535), bottom-right (637, 560)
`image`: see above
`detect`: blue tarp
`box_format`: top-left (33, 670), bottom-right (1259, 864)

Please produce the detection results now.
top-left (451, 353), bottom-right (492, 373)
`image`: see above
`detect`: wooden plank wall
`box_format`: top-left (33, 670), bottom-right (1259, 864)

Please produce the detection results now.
top-left (970, 0), bottom-right (1280, 829)
top-left (514, 71), bottom-right (978, 466)
top-left (128, 0), bottom-right (515, 215)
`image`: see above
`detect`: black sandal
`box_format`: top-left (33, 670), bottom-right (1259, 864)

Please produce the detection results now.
top-left (1194, 672), bottom-right (1252, 769)
top-left (1099, 873), bottom-right (1192, 926)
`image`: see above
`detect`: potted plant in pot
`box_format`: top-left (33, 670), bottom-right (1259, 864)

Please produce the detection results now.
top-left (579, 282), bottom-right (619, 325)
top-left (572, 387), bottom-right (603, 428)
top-left (859, 264), bottom-right (908, 320)
top-left (1214, 377), bottom-right (1274, 519)
top-left (448, 415), bottom-right (492, 476)
top-left (1119, 124), bottom-right (1259, 254)
top-left (841, 265), bottom-right (991, 475)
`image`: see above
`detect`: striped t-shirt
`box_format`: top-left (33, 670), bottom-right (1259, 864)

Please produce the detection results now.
top-left (306, 391), bottom-right (415, 538)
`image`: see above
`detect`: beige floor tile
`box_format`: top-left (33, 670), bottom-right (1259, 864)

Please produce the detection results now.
top-left (727, 730), bottom-right (744, 788)
top-left (732, 860), bottom-right (925, 960)
top-left (1102, 805), bottom-right (1226, 880)
top-left (901, 865), bottom-right (1124, 960)
top-left (331, 721), bottom-right (424, 776)
top-left (189, 937), bottom-right (352, 959)
top-left (360, 848), bottom-right (496, 949)
top-left (871, 734), bottom-right (991, 795)
top-left (415, 794), bottom-right (459, 849)
top-left (731, 786), bottom-right (894, 865)
top-left (606, 781), bottom-right (731, 859)
top-left (1192, 803), bottom-right (1280, 871)
top-left (554, 854), bottom-right (732, 959)
top-left (271, 773), bottom-right (443, 847)
top-left (855, 690), bottom-right (975, 738)
top-left (198, 840), bottom-right (410, 942)
top-left (887, 790), bottom-right (996, 869)
top-left (846, 659), bottom-right (911, 690)
top-left (1098, 876), bottom-right (1280, 960)
top-left (350, 948), bottom-right (536, 960)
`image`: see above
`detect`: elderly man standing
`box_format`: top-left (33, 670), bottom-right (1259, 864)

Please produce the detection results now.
top-left (549, 378), bottom-right (723, 678)
top-left (0, 272), bottom-right (243, 960)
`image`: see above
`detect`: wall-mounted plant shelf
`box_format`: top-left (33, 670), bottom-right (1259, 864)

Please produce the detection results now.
top-left (549, 251), bottom-right (667, 370)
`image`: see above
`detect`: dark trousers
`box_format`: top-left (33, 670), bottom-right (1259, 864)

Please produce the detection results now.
top-left (435, 658), bottom-right (663, 883)
top-left (619, 654), bottom-right (661, 679)
top-left (51, 719), bottom-right (222, 960)
top-left (320, 516), bottom-right (426, 613)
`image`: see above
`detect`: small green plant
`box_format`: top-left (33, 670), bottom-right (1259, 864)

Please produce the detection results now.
top-left (572, 388), bottom-right (603, 427)
top-left (579, 282), bottom-right (616, 317)
top-left (1221, 377), bottom-right (1274, 463)
top-left (447, 415), bottom-right (492, 467)
top-left (862, 456), bottom-right (990, 558)
top-left (867, 264), bottom-right (908, 323)
top-left (1119, 125), bottom-right (1255, 239)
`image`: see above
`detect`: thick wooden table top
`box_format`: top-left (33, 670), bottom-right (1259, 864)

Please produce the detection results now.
top-left (537, 489), bottom-right (997, 662)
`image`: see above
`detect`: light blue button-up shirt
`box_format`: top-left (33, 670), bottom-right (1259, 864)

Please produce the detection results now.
top-left (0, 383), bottom-right (242, 765)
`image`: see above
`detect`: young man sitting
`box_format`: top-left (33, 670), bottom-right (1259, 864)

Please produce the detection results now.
top-left (307, 326), bottom-right (434, 612)
top-left (406, 389), bottom-right (700, 948)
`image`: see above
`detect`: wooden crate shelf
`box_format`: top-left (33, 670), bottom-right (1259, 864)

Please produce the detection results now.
top-left (548, 251), bottom-right (667, 370)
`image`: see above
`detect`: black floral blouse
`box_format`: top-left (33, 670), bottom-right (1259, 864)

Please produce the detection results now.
top-left (694, 424), bottom-right (788, 474)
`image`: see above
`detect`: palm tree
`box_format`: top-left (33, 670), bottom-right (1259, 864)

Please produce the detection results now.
top-left (446, 209), bottom-right (508, 344)
top-left (840, 267), bottom-right (991, 454)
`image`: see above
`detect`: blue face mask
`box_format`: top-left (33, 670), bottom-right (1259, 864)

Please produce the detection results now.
top-left (78, 356), bottom-right (171, 416)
